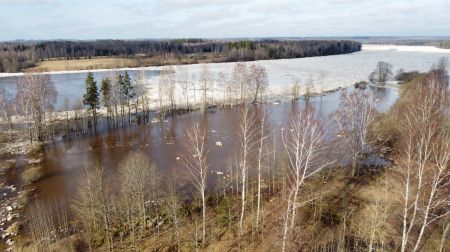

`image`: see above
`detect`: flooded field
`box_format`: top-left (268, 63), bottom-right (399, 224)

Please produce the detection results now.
top-left (0, 86), bottom-right (397, 206)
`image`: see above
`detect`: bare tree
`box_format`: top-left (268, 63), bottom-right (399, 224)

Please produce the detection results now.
top-left (255, 105), bottom-right (269, 230)
top-left (369, 61), bottom-right (393, 85)
top-left (167, 170), bottom-right (182, 251)
top-left (290, 79), bottom-right (301, 101)
top-left (15, 73), bottom-right (57, 142)
top-left (177, 66), bottom-right (191, 109)
top-left (183, 124), bottom-right (209, 244)
top-left (159, 66), bottom-right (176, 115)
top-left (0, 85), bottom-right (13, 130)
top-left (281, 109), bottom-right (328, 252)
top-left (232, 63), bottom-right (250, 104)
top-left (134, 69), bottom-right (150, 122)
top-left (399, 74), bottom-right (450, 252)
top-left (28, 200), bottom-right (71, 251)
top-left (119, 151), bottom-right (160, 251)
top-left (199, 65), bottom-right (210, 111)
top-left (237, 104), bottom-right (258, 235)
top-left (333, 89), bottom-right (377, 176)
top-left (249, 64), bottom-right (268, 103)
top-left (72, 163), bottom-right (109, 251)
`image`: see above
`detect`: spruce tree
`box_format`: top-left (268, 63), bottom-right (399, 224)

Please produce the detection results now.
top-left (122, 71), bottom-right (134, 123)
top-left (100, 77), bottom-right (111, 107)
top-left (122, 71), bottom-right (134, 99)
top-left (83, 72), bottom-right (99, 117)
top-left (101, 77), bottom-right (111, 117)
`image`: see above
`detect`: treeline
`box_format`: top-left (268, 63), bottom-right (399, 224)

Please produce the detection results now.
top-left (0, 39), bottom-right (361, 72)
top-left (440, 41), bottom-right (450, 49)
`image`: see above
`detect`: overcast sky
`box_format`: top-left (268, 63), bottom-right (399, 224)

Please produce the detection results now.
top-left (0, 0), bottom-right (449, 40)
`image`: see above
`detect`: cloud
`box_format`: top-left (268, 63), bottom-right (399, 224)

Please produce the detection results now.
top-left (0, 0), bottom-right (448, 40)
top-left (0, 0), bottom-right (57, 4)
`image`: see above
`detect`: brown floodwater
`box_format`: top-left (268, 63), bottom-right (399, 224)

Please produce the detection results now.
top-left (1, 87), bottom-right (398, 207)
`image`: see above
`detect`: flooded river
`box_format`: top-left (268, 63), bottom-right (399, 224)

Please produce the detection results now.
top-left (0, 45), bottom-right (448, 108)
top-left (6, 86), bottom-right (396, 204)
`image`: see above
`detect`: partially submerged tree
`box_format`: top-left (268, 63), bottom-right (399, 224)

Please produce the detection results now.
top-left (83, 72), bottom-right (100, 122)
top-left (100, 77), bottom-right (112, 118)
top-left (369, 61), bottom-right (393, 85)
top-left (249, 64), bottom-right (268, 103)
top-left (199, 65), bottom-right (210, 111)
top-left (16, 73), bottom-right (57, 141)
top-left (232, 63), bottom-right (250, 104)
top-left (333, 89), bottom-right (377, 176)
top-left (159, 66), bottom-right (176, 115)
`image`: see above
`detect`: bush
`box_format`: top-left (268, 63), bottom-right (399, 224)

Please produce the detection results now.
top-left (395, 69), bottom-right (420, 83)
top-left (71, 235), bottom-right (88, 252)
top-left (0, 160), bottom-right (15, 175)
top-left (28, 141), bottom-right (43, 155)
top-left (354, 81), bottom-right (369, 89)
top-left (21, 166), bottom-right (44, 185)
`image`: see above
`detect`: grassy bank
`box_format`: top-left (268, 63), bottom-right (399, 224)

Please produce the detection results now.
top-left (25, 55), bottom-right (226, 73)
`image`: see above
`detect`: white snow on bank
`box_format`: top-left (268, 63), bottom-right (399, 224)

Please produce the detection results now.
top-left (362, 44), bottom-right (450, 54)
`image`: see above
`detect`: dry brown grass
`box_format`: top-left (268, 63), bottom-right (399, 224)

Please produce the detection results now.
top-left (25, 54), bottom-right (227, 73)
top-left (21, 165), bottom-right (44, 185)
top-left (27, 57), bottom-right (140, 72)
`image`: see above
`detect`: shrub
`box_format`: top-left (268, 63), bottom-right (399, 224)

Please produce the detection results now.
top-left (354, 81), bottom-right (369, 89)
top-left (21, 166), bottom-right (44, 185)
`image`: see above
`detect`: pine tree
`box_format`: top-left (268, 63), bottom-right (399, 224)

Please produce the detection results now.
top-left (83, 72), bottom-right (99, 117)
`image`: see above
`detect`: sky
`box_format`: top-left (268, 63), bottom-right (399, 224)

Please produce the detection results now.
top-left (0, 0), bottom-right (449, 40)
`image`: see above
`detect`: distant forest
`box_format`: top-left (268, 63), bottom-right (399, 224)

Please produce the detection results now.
top-left (0, 39), bottom-right (361, 72)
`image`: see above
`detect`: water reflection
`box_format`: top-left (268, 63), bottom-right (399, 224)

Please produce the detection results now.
top-left (29, 87), bottom-right (398, 202)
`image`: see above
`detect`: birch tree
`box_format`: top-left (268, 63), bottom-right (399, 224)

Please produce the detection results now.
top-left (183, 124), bottom-right (209, 245)
top-left (237, 104), bottom-right (258, 235)
top-left (159, 66), bottom-right (176, 115)
top-left (0, 85), bottom-right (13, 130)
top-left (16, 73), bottom-right (57, 142)
top-left (281, 109), bottom-right (328, 251)
top-left (399, 73), bottom-right (450, 252)
top-left (333, 89), bottom-right (377, 176)
top-left (199, 64), bottom-right (210, 111)
top-left (255, 105), bottom-right (269, 230)
top-left (249, 64), bottom-right (268, 103)
top-left (119, 152), bottom-right (159, 250)
top-left (232, 63), bottom-right (249, 104)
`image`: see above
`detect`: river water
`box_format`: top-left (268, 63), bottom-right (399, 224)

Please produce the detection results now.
top-left (0, 45), bottom-right (449, 108)
top-left (0, 44), bottom-right (447, 209)
top-left (0, 86), bottom-right (397, 205)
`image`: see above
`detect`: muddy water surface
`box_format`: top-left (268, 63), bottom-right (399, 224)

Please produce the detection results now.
top-left (28, 86), bottom-right (397, 203)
